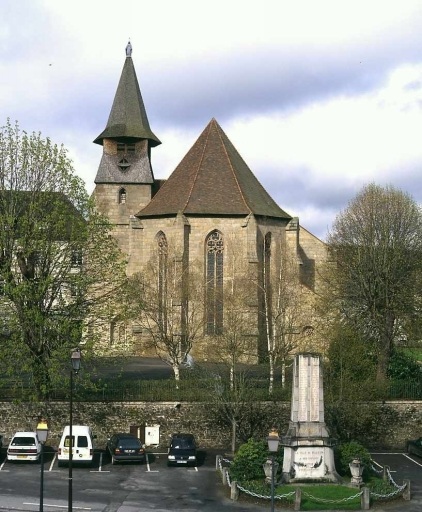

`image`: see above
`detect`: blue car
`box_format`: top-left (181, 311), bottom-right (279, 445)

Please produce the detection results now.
top-left (107, 433), bottom-right (146, 464)
top-left (167, 433), bottom-right (197, 467)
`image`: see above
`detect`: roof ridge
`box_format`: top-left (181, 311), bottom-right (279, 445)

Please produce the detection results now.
top-left (215, 121), bottom-right (252, 216)
top-left (181, 121), bottom-right (211, 211)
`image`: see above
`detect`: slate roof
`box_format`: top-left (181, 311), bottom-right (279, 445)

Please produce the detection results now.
top-left (137, 119), bottom-right (291, 219)
top-left (93, 52), bottom-right (161, 147)
top-left (94, 145), bottom-right (155, 185)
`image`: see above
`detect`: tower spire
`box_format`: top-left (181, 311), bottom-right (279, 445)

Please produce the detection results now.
top-left (93, 43), bottom-right (160, 147)
top-left (94, 43), bottom-right (160, 186)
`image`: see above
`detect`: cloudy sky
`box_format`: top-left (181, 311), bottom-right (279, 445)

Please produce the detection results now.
top-left (2, 0), bottom-right (422, 240)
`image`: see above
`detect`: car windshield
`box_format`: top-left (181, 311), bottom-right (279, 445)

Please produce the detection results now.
top-left (118, 437), bottom-right (141, 448)
top-left (12, 437), bottom-right (35, 446)
top-left (171, 437), bottom-right (195, 449)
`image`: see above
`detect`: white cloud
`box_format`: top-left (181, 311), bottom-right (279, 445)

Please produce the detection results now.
top-left (228, 63), bottom-right (422, 181)
top-left (2, 0), bottom-right (422, 239)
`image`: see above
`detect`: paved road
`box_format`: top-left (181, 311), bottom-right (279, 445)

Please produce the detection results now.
top-left (370, 451), bottom-right (422, 511)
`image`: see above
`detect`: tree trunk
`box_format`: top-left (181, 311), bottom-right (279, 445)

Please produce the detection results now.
top-left (376, 311), bottom-right (395, 381)
top-left (231, 419), bottom-right (236, 454)
top-left (172, 363), bottom-right (181, 389)
top-left (268, 351), bottom-right (274, 394)
top-left (281, 360), bottom-right (286, 388)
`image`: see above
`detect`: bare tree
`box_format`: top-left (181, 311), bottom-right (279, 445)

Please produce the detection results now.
top-left (125, 244), bottom-right (205, 387)
top-left (0, 120), bottom-right (127, 398)
top-left (205, 370), bottom-right (272, 454)
top-left (259, 235), bottom-right (310, 393)
top-left (326, 183), bottom-right (422, 380)
top-left (208, 235), bottom-right (257, 389)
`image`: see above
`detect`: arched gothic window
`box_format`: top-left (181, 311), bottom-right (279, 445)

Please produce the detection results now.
top-left (205, 230), bottom-right (224, 335)
top-left (157, 232), bottom-right (168, 330)
top-left (118, 188), bottom-right (127, 204)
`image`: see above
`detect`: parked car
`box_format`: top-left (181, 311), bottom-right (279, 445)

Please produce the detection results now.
top-left (106, 433), bottom-right (146, 464)
top-left (7, 432), bottom-right (41, 462)
top-left (167, 433), bottom-right (197, 466)
top-left (58, 425), bottom-right (96, 466)
top-left (407, 437), bottom-right (422, 457)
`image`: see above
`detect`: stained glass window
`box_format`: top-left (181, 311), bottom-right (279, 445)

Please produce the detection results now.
top-left (206, 230), bottom-right (224, 335)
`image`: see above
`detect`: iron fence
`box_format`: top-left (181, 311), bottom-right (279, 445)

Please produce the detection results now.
top-left (0, 376), bottom-right (420, 402)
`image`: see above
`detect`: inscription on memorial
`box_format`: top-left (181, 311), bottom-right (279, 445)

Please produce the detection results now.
top-left (298, 356), bottom-right (308, 421)
top-left (294, 447), bottom-right (325, 478)
top-left (310, 358), bottom-right (320, 421)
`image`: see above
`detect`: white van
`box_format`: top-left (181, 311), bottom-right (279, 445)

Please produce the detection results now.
top-left (58, 425), bottom-right (95, 466)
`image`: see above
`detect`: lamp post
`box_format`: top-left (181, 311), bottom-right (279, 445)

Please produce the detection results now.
top-left (267, 428), bottom-right (280, 512)
top-left (69, 347), bottom-right (81, 512)
top-left (36, 418), bottom-right (49, 512)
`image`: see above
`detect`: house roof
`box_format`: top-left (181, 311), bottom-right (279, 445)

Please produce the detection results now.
top-left (137, 118), bottom-right (291, 219)
top-left (93, 47), bottom-right (161, 147)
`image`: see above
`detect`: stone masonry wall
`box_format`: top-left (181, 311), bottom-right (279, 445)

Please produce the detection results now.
top-left (0, 400), bottom-right (420, 452)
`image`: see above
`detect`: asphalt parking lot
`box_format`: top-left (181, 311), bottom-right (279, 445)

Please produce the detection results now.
top-left (0, 447), bottom-right (257, 512)
top-left (0, 448), bottom-right (421, 511)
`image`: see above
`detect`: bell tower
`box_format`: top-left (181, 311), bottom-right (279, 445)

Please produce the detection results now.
top-left (93, 42), bottom-right (161, 254)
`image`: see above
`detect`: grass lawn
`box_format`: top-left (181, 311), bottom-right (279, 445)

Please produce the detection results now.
top-left (296, 484), bottom-right (362, 511)
top-left (236, 482), bottom-right (362, 510)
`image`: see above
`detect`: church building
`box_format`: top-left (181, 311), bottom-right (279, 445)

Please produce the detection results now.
top-left (92, 43), bottom-right (327, 362)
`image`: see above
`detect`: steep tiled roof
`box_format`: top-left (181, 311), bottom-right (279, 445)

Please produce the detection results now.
top-left (137, 119), bottom-right (291, 219)
top-left (94, 52), bottom-right (161, 147)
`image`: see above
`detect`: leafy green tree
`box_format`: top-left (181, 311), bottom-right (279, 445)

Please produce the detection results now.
top-left (0, 120), bottom-right (126, 399)
top-left (326, 183), bottom-right (422, 380)
top-left (324, 322), bottom-right (378, 402)
top-left (388, 349), bottom-right (421, 381)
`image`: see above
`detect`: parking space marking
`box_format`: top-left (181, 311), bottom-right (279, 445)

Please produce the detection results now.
top-left (48, 453), bottom-right (57, 471)
top-left (89, 452), bottom-right (109, 473)
top-left (403, 453), bottom-right (422, 468)
top-left (24, 503), bottom-right (91, 510)
top-left (371, 452), bottom-right (404, 455)
top-left (145, 452), bottom-right (158, 472)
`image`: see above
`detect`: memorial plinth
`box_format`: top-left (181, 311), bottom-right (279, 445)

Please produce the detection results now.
top-left (281, 353), bottom-right (340, 483)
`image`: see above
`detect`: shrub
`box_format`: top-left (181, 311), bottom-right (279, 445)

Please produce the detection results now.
top-left (388, 349), bottom-right (421, 381)
top-left (229, 438), bottom-right (283, 482)
top-left (335, 441), bottom-right (371, 478)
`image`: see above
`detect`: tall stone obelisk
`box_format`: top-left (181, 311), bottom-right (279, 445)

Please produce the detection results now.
top-left (281, 353), bottom-right (339, 482)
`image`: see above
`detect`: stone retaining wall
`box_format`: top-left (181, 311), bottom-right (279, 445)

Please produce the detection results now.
top-left (0, 400), bottom-right (420, 451)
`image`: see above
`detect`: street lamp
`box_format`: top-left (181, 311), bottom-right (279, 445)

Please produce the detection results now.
top-left (36, 418), bottom-right (49, 512)
top-left (267, 428), bottom-right (280, 512)
top-left (69, 347), bottom-right (81, 512)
